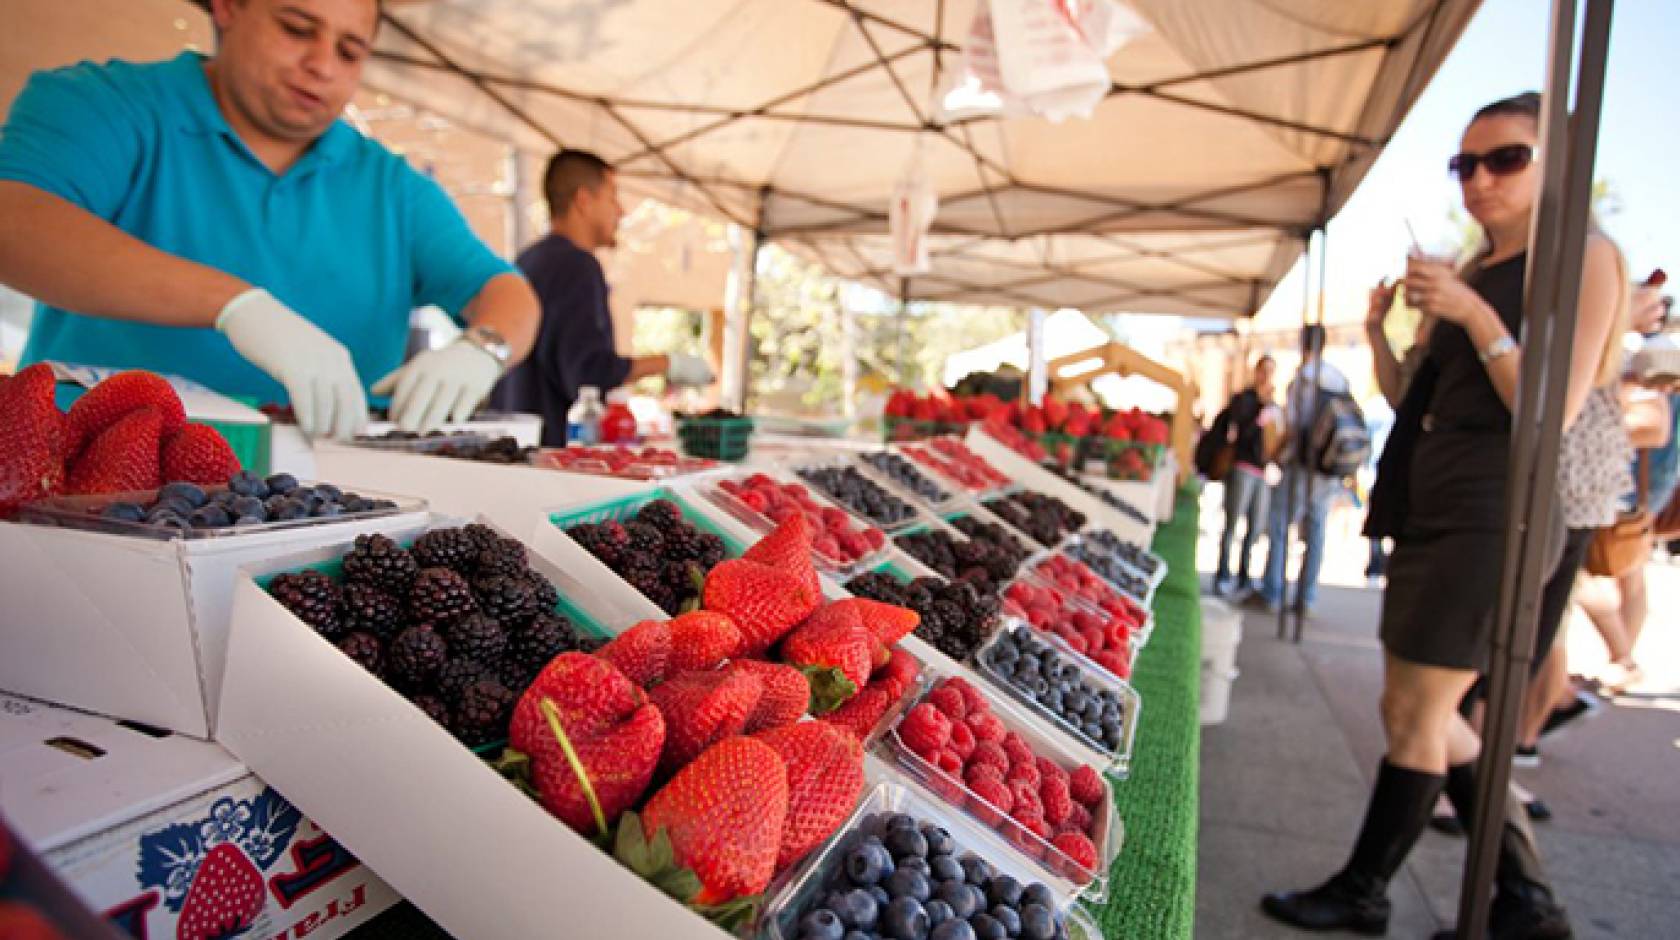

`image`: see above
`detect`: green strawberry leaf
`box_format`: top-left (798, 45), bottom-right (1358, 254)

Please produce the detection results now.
top-left (487, 747), bottom-right (541, 803)
top-left (612, 812), bottom-right (703, 905)
top-left (798, 664), bottom-right (859, 716)
top-left (692, 893), bottom-right (762, 934)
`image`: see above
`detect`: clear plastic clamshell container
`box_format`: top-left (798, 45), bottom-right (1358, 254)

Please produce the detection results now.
top-left (883, 672), bottom-right (1124, 904)
top-left (530, 445), bottom-right (719, 481)
top-left (854, 449), bottom-right (964, 516)
top-left (15, 483), bottom-right (425, 541)
top-left (1058, 540), bottom-right (1158, 610)
top-left (1078, 529), bottom-right (1168, 590)
top-left (787, 455), bottom-right (930, 536)
top-left (759, 776), bottom-right (1103, 940)
top-left (897, 437), bottom-right (1018, 503)
top-left (699, 472), bottom-right (895, 578)
top-left (1027, 554), bottom-right (1152, 625)
top-left (973, 620), bottom-right (1142, 779)
top-left (347, 431), bottom-right (493, 452)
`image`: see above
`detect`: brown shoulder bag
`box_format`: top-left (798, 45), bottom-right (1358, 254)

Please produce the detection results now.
top-left (1585, 454), bottom-right (1654, 577)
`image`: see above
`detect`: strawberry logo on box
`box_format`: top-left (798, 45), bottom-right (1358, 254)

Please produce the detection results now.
top-left (132, 789), bottom-right (301, 938)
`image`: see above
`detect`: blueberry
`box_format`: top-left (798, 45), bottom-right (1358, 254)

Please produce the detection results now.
top-left (1028, 677), bottom-right (1049, 696)
top-left (150, 513), bottom-right (190, 531)
top-left (231, 495), bottom-right (266, 520)
top-left (371, 498), bottom-right (398, 510)
top-left (264, 473), bottom-right (298, 494)
top-left (988, 905), bottom-right (1020, 937)
top-left (315, 483), bottom-right (343, 501)
top-left (1019, 904), bottom-right (1055, 940)
top-left (842, 932), bottom-right (874, 940)
top-left (342, 496), bottom-right (371, 513)
top-left (991, 643), bottom-right (1018, 664)
top-left (885, 828), bottom-right (929, 861)
top-left (1083, 721), bottom-right (1103, 741)
top-left (847, 842), bottom-right (894, 886)
top-left (936, 881), bottom-right (977, 919)
top-left (886, 868), bottom-right (931, 903)
top-left (101, 502), bottom-right (146, 522)
top-left (275, 499), bottom-right (311, 521)
top-left (898, 856), bottom-right (931, 876)
top-left (930, 855), bottom-right (964, 884)
top-left (985, 876), bottom-right (1023, 909)
top-left (931, 920), bottom-right (977, 940)
top-left (233, 515), bottom-right (264, 527)
top-left (834, 888), bottom-right (879, 930)
top-left (882, 897), bottom-right (929, 940)
top-left (869, 885), bottom-right (893, 910)
top-left (151, 497), bottom-right (195, 518)
top-left (1082, 699), bottom-right (1103, 723)
top-left (961, 856), bottom-right (994, 886)
top-left (1021, 884), bottom-right (1055, 911)
top-left (924, 899), bottom-right (954, 927)
top-left (1065, 691), bottom-right (1087, 714)
top-left (917, 824), bottom-right (953, 857)
top-left (315, 502), bottom-right (345, 517)
top-left (228, 470), bottom-right (269, 498)
top-left (799, 908), bottom-right (845, 940)
top-left (158, 482), bottom-right (208, 508)
top-left (885, 813), bottom-right (918, 833)
top-left (1018, 654), bottom-right (1040, 674)
top-left (968, 913), bottom-right (1006, 940)
top-left (189, 505), bottom-right (232, 528)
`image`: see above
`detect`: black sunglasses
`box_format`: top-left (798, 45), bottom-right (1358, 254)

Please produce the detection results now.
top-left (1448, 144), bottom-right (1536, 182)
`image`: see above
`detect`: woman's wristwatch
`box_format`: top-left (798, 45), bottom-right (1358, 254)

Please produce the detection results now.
top-left (1479, 335), bottom-right (1517, 364)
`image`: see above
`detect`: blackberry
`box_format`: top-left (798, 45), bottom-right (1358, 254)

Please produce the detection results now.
top-left (452, 679), bottom-right (516, 745)
top-left (633, 498), bottom-right (684, 531)
top-left (567, 522), bottom-right (630, 569)
top-left (412, 528), bottom-right (482, 574)
top-left (502, 612), bottom-right (580, 688)
top-left (341, 582), bottom-right (406, 639)
top-left (624, 562), bottom-right (678, 615)
top-left (474, 539), bottom-right (529, 579)
top-left (435, 656), bottom-right (490, 702)
top-left (694, 532), bottom-right (727, 569)
top-left (445, 613), bottom-right (508, 665)
top-left (269, 570), bottom-right (344, 639)
top-left (336, 632), bottom-right (384, 674)
top-left (474, 574), bottom-right (538, 629)
top-left (411, 694), bottom-right (451, 727)
top-left (661, 524), bottom-right (705, 563)
top-left (461, 523), bottom-right (501, 553)
top-left (342, 534), bottom-right (418, 593)
top-left (409, 568), bottom-right (479, 625)
top-left (524, 572), bottom-right (560, 613)
top-left (388, 625), bottom-right (448, 689)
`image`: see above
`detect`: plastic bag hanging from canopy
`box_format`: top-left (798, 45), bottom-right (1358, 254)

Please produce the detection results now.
top-left (890, 145), bottom-right (938, 276)
top-left (938, 0), bottom-right (1147, 124)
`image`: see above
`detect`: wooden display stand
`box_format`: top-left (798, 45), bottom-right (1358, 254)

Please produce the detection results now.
top-left (1044, 342), bottom-right (1196, 486)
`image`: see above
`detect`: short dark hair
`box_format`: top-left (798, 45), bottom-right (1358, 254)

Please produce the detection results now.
top-left (1473, 91), bottom-right (1541, 124)
top-left (543, 150), bottom-right (612, 217)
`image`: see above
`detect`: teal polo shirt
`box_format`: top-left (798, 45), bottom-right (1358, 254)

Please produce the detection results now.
top-left (0, 52), bottom-right (514, 404)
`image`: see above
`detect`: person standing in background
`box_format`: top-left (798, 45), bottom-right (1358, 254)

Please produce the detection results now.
top-left (489, 150), bottom-right (714, 446)
top-left (1212, 354), bottom-right (1280, 598)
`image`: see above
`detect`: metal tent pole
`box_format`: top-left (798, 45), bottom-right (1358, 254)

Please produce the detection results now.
top-left (1457, 1), bottom-right (1615, 935)
top-left (1296, 225), bottom-right (1332, 643)
top-left (896, 278), bottom-right (911, 385)
top-left (1278, 229), bottom-right (1317, 641)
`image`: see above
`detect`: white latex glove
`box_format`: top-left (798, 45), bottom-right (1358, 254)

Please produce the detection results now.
top-left (666, 353), bottom-right (715, 388)
top-left (371, 339), bottom-right (501, 433)
top-left (217, 288), bottom-right (368, 440)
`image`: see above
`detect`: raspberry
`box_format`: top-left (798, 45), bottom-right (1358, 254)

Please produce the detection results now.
top-left (1052, 831), bottom-right (1099, 881)
top-left (1037, 756), bottom-right (1069, 789)
top-left (1025, 815), bottom-right (1053, 841)
top-left (1093, 649), bottom-right (1131, 680)
top-left (1062, 630), bottom-right (1089, 655)
top-left (968, 776), bottom-right (1014, 826)
top-left (936, 748), bottom-right (964, 777)
top-left (1006, 761), bottom-right (1041, 791)
top-left (1069, 765), bottom-right (1106, 806)
top-left (899, 703), bottom-right (952, 759)
top-left (1008, 818), bottom-right (1046, 860)
top-left (1083, 627), bottom-right (1106, 653)
top-left (1041, 774), bottom-right (1073, 826)
top-left (966, 711), bottom-right (1006, 744)
top-left (945, 675), bottom-right (988, 714)
top-left (948, 720), bottom-right (976, 760)
top-left (1065, 802), bottom-right (1094, 834)
top-left (1009, 780), bottom-right (1042, 820)
top-left (926, 685), bottom-right (967, 722)
top-left (1001, 732), bottom-right (1035, 768)
top-left (965, 761), bottom-right (1005, 788)
top-left (968, 739), bottom-right (1010, 775)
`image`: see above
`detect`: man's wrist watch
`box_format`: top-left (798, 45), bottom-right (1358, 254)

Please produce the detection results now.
top-left (461, 325), bottom-right (513, 373)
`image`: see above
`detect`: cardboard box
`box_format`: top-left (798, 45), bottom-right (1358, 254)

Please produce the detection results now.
top-left (0, 506), bottom-right (430, 740)
top-left (0, 692), bottom-right (398, 940)
top-left (215, 518), bottom-right (734, 940)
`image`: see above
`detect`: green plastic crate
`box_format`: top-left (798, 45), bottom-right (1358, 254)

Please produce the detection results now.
top-left (208, 418), bottom-right (272, 477)
top-left (676, 416), bottom-right (755, 462)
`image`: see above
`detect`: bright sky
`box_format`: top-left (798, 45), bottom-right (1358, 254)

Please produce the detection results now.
top-left (1253, 0), bottom-right (1679, 327)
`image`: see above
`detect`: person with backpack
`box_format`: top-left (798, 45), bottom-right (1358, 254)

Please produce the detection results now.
top-left (1209, 354), bottom-right (1280, 597)
top-left (1253, 324), bottom-right (1362, 615)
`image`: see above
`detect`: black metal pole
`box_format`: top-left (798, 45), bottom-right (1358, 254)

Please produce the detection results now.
top-left (897, 277), bottom-right (911, 386)
top-left (1296, 226), bottom-right (1332, 643)
top-left (1457, 1), bottom-right (1615, 935)
top-left (1278, 229), bottom-right (1316, 641)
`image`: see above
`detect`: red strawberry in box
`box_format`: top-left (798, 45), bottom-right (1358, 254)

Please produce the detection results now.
top-left (0, 364), bottom-right (70, 513)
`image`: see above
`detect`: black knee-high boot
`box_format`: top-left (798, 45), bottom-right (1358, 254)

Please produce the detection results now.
top-left (1261, 759), bottom-right (1446, 935)
top-left (1433, 760), bottom-right (1572, 940)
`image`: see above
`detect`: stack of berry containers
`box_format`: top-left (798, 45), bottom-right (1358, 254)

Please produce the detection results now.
top-left (1077, 529), bottom-right (1168, 592)
top-left (788, 455), bottom-right (933, 536)
top-left (17, 477), bottom-right (422, 541)
top-left (698, 471), bottom-right (894, 579)
top-left (899, 436), bottom-right (1017, 503)
top-left (761, 778), bottom-right (1103, 940)
top-left (999, 577), bottom-right (1139, 679)
top-left (973, 620), bottom-right (1141, 778)
top-left (883, 674), bottom-right (1124, 905)
top-left (856, 449), bottom-right (963, 516)
top-left (530, 444), bottom-right (719, 481)
top-left (349, 431), bottom-right (492, 452)
top-left (1028, 554), bottom-right (1153, 646)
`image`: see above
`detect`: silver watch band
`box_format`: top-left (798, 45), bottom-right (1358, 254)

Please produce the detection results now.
top-left (1479, 335), bottom-right (1517, 364)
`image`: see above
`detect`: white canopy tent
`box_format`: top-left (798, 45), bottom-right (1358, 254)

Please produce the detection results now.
top-left (364, 0), bottom-right (1481, 318)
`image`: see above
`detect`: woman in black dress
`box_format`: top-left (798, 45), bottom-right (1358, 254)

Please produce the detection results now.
top-left (1261, 92), bottom-right (1627, 939)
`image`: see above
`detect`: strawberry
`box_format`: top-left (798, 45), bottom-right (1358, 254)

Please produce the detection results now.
top-left (668, 610), bottom-right (743, 673)
top-left (0, 900), bottom-right (69, 940)
top-left (870, 646), bottom-right (920, 701)
top-left (65, 406), bottom-right (162, 495)
top-left (731, 659), bottom-right (808, 732)
top-left (703, 558), bottom-right (820, 654)
top-left (779, 608), bottom-right (873, 715)
top-left (0, 363), bottom-right (68, 513)
top-left (754, 721), bottom-right (865, 870)
top-left (509, 653), bottom-right (665, 836)
top-left (649, 667), bottom-right (764, 773)
top-left (596, 619), bottom-right (673, 688)
top-left (176, 843), bottom-right (265, 940)
top-left (832, 597), bottom-right (918, 654)
top-left (638, 736), bottom-right (789, 904)
top-left (1041, 397), bottom-right (1069, 430)
top-left (819, 686), bottom-right (892, 741)
top-left (66, 370), bottom-right (185, 455)
top-left (160, 423), bottom-right (241, 485)
top-left (742, 513), bottom-right (821, 601)
top-left (1069, 764), bottom-right (1106, 806)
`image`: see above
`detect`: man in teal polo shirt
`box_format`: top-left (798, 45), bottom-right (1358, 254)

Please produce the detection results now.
top-left (0, 0), bottom-right (540, 438)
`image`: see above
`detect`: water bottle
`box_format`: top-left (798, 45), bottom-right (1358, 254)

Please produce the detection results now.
top-left (567, 386), bottom-right (603, 446)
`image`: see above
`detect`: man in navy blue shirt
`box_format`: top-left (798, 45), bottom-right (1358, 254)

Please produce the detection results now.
top-left (491, 150), bottom-right (713, 446)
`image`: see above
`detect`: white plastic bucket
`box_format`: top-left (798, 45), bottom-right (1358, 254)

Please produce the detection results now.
top-left (1200, 597), bottom-right (1243, 725)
